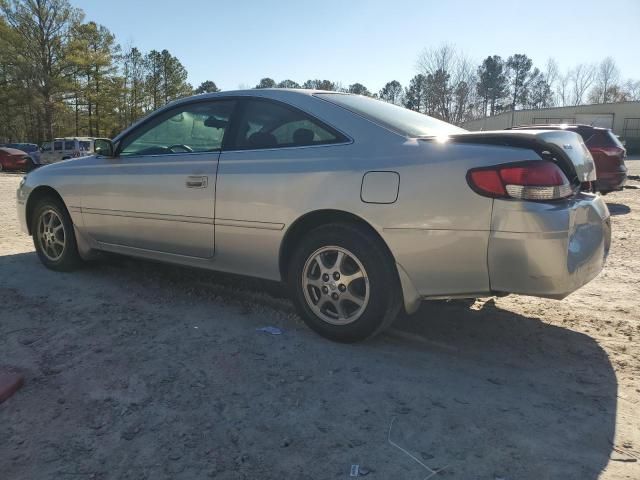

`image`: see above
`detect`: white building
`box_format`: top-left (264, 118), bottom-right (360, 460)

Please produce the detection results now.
top-left (462, 101), bottom-right (640, 152)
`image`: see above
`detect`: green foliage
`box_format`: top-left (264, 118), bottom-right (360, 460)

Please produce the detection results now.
top-left (379, 80), bottom-right (403, 105)
top-left (506, 54), bottom-right (538, 110)
top-left (302, 79), bottom-right (335, 91)
top-left (0, 0), bottom-right (195, 143)
top-left (403, 75), bottom-right (427, 112)
top-left (276, 79), bottom-right (300, 89)
top-left (255, 77), bottom-right (276, 89)
top-left (348, 83), bottom-right (370, 96)
top-left (194, 80), bottom-right (220, 94)
top-left (477, 55), bottom-right (507, 116)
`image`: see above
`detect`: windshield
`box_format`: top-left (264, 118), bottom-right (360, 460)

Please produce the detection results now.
top-left (315, 93), bottom-right (466, 137)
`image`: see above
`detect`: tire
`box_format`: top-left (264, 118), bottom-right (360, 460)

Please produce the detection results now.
top-left (31, 196), bottom-right (82, 271)
top-left (288, 223), bottom-right (402, 343)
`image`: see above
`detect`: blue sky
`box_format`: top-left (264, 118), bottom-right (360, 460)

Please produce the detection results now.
top-left (78, 0), bottom-right (640, 92)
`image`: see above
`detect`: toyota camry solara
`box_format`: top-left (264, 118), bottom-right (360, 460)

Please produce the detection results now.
top-left (16, 89), bottom-right (611, 342)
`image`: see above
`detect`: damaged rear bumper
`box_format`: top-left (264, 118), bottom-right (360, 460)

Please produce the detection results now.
top-left (488, 193), bottom-right (611, 299)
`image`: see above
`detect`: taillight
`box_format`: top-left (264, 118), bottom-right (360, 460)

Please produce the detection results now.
top-left (467, 161), bottom-right (574, 201)
top-left (593, 146), bottom-right (624, 157)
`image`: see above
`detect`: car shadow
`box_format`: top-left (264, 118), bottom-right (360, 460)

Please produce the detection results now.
top-left (0, 252), bottom-right (617, 479)
top-left (606, 202), bottom-right (631, 216)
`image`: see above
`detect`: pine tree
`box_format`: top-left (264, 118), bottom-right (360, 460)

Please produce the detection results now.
top-left (476, 56), bottom-right (507, 116)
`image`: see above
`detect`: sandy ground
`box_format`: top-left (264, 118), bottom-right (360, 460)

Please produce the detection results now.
top-left (0, 162), bottom-right (638, 480)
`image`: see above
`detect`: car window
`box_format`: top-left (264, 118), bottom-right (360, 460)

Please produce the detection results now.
top-left (584, 131), bottom-right (623, 149)
top-left (64, 140), bottom-right (75, 150)
top-left (54, 141), bottom-right (63, 151)
top-left (119, 101), bottom-right (235, 157)
top-left (42, 142), bottom-right (51, 151)
top-left (316, 92), bottom-right (466, 137)
top-left (79, 141), bottom-right (91, 151)
top-left (232, 99), bottom-right (343, 150)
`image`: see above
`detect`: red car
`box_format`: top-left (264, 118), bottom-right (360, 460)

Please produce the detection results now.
top-left (0, 147), bottom-right (36, 172)
top-left (508, 124), bottom-right (627, 194)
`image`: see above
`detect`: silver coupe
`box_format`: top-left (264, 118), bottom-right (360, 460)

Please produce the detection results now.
top-left (17, 89), bottom-right (611, 342)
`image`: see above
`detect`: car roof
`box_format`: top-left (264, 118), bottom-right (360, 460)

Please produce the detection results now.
top-left (52, 137), bottom-right (94, 141)
top-left (173, 88), bottom-right (344, 106)
top-left (508, 124), bottom-right (608, 132)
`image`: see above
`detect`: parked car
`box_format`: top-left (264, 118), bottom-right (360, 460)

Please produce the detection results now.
top-left (508, 124), bottom-right (627, 194)
top-left (40, 137), bottom-right (95, 164)
top-left (5, 143), bottom-right (42, 165)
top-left (17, 90), bottom-right (610, 342)
top-left (0, 147), bottom-right (36, 172)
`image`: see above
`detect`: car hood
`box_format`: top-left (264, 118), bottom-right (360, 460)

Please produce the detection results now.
top-left (0, 147), bottom-right (28, 157)
top-left (448, 129), bottom-right (597, 182)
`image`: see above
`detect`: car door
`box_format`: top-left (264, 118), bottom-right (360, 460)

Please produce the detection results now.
top-left (214, 98), bottom-right (350, 278)
top-left (81, 99), bottom-right (236, 258)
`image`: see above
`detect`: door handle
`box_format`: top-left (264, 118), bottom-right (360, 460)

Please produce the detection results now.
top-left (186, 176), bottom-right (208, 188)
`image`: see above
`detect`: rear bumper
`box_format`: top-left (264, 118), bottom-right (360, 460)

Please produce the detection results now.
top-left (594, 168), bottom-right (627, 192)
top-left (488, 193), bottom-right (610, 299)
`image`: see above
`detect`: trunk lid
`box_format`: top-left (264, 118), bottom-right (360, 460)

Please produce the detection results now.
top-left (449, 130), bottom-right (597, 183)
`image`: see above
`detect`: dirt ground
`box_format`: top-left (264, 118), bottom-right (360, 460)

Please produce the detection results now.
top-left (1, 162), bottom-right (639, 480)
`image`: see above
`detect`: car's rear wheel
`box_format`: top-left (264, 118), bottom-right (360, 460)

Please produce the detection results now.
top-left (31, 197), bottom-right (82, 271)
top-left (288, 223), bottom-right (401, 342)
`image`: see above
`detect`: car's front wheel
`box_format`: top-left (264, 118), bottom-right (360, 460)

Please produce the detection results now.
top-left (31, 197), bottom-right (82, 271)
top-left (288, 223), bottom-right (401, 342)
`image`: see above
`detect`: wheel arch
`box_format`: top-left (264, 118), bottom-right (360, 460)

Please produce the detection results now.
top-left (279, 209), bottom-right (397, 283)
top-left (25, 185), bottom-right (67, 235)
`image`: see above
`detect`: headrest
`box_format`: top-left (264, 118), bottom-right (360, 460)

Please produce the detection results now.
top-left (248, 132), bottom-right (277, 148)
top-left (293, 128), bottom-right (314, 145)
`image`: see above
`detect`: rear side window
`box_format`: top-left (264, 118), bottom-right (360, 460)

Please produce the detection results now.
top-left (79, 141), bottom-right (91, 151)
top-left (584, 131), bottom-right (624, 149)
top-left (54, 141), bottom-right (63, 151)
top-left (316, 92), bottom-right (466, 137)
top-left (64, 140), bottom-right (75, 150)
top-left (231, 99), bottom-right (345, 150)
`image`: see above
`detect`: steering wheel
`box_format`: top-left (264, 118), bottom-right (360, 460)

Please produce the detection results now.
top-left (167, 144), bottom-right (193, 153)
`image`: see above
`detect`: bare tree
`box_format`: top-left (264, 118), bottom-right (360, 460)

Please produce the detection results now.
top-left (416, 44), bottom-right (476, 124)
top-left (556, 70), bottom-right (571, 106)
top-left (623, 79), bottom-right (640, 101)
top-left (545, 58), bottom-right (559, 106)
top-left (594, 57), bottom-right (620, 103)
top-left (570, 64), bottom-right (596, 105)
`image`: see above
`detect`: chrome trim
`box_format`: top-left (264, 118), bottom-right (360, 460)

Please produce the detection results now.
top-left (215, 218), bottom-right (284, 230)
top-left (82, 207), bottom-right (214, 225)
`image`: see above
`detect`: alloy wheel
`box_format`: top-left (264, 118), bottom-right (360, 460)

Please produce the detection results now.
top-left (302, 246), bottom-right (370, 325)
top-left (37, 209), bottom-right (66, 261)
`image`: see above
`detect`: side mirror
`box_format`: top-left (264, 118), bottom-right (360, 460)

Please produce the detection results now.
top-left (94, 138), bottom-right (115, 157)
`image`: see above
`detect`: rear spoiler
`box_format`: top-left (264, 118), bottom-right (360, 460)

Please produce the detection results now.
top-left (446, 130), bottom-right (596, 184)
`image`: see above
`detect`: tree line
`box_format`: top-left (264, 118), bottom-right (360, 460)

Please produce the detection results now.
top-left (1, 0), bottom-right (639, 144)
